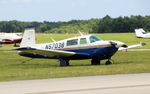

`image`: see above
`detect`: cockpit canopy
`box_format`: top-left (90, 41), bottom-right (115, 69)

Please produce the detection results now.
top-left (66, 35), bottom-right (103, 46)
top-left (142, 32), bottom-right (147, 34)
top-left (89, 35), bottom-right (102, 43)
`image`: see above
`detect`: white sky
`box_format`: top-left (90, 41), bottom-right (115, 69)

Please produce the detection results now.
top-left (0, 0), bottom-right (149, 22)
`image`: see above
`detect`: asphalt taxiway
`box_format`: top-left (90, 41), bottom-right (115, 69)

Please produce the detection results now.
top-left (0, 73), bottom-right (150, 94)
top-left (128, 49), bottom-right (150, 51)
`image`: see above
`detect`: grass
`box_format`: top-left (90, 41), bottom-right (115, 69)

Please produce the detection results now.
top-left (0, 33), bottom-right (150, 81)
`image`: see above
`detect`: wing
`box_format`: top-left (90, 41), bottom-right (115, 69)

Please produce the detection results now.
top-left (16, 47), bottom-right (90, 58)
top-left (118, 43), bottom-right (146, 51)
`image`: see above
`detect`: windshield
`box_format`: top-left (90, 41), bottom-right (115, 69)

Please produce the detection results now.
top-left (142, 32), bottom-right (147, 34)
top-left (89, 36), bottom-right (102, 43)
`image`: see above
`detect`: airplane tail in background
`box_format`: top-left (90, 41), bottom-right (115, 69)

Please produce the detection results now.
top-left (20, 26), bottom-right (35, 47)
top-left (135, 28), bottom-right (146, 38)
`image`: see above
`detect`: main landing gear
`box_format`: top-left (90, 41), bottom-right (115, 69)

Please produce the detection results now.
top-left (59, 58), bottom-right (113, 66)
top-left (91, 57), bottom-right (113, 65)
top-left (91, 57), bottom-right (100, 65)
top-left (59, 59), bottom-right (70, 66)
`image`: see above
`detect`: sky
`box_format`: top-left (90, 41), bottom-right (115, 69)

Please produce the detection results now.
top-left (0, 0), bottom-right (149, 22)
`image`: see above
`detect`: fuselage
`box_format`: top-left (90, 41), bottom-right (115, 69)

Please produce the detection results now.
top-left (140, 34), bottom-right (150, 38)
top-left (0, 33), bottom-right (22, 43)
top-left (19, 35), bottom-right (125, 60)
top-left (135, 28), bottom-right (150, 38)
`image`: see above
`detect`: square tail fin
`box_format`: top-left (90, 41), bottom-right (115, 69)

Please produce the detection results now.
top-left (20, 26), bottom-right (35, 47)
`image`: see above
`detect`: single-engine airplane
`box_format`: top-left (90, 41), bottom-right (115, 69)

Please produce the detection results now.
top-left (0, 33), bottom-right (22, 44)
top-left (135, 28), bottom-right (150, 38)
top-left (16, 26), bottom-right (146, 66)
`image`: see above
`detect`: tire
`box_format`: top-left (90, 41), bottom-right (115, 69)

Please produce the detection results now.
top-left (59, 59), bottom-right (70, 66)
top-left (105, 61), bottom-right (112, 65)
top-left (91, 57), bottom-right (100, 65)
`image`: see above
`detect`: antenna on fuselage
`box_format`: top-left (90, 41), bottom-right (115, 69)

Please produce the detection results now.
top-left (78, 30), bottom-right (84, 36)
top-left (51, 37), bottom-right (56, 42)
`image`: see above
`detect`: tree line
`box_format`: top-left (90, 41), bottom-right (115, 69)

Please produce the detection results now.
top-left (0, 15), bottom-right (150, 33)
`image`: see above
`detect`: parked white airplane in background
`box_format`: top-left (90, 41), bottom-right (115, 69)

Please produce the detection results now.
top-left (16, 26), bottom-right (146, 66)
top-left (0, 33), bottom-right (22, 44)
top-left (135, 28), bottom-right (150, 38)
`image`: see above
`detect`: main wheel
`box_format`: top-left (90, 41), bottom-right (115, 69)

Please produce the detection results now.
top-left (91, 57), bottom-right (100, 65)
top-left (66, 61), bottom-right (70, 66)
top-left (59, 59), bottom-right (70, 66)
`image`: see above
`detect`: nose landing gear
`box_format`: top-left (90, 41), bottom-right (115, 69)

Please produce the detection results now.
top-left (105, 59), bottom-right (113, 65)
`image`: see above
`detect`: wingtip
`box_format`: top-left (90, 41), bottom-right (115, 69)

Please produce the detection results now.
top-left (141, 43), bottom-right (146, 46)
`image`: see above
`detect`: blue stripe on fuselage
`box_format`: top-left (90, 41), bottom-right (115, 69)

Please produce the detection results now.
top-left (66, 46), bottom-right (118, 60)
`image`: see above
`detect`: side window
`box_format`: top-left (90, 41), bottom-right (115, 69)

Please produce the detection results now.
top-left (67, 39), bottom-right (78, 46)
top-left (80, 38), bottom-right (87, 44)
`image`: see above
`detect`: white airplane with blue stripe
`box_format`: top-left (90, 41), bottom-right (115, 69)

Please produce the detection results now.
top-left (16, 26), bottom-right (146, 66)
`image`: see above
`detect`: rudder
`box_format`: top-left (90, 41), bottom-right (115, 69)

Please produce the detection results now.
top-left (135, 28), bottom-right (146, 38)
top-left (20, 26), bottom-right (35, 47)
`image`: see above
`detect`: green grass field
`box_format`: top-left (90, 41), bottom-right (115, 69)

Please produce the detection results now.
top-left (0, 33), bottom-right (150, 82)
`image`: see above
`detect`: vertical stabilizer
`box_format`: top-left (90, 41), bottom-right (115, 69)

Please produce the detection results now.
top-left (20, 26), bottom-right (35, 47)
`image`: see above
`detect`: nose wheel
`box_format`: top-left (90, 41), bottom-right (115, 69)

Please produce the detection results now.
top-left (105, 59), bottom-right (113, 65)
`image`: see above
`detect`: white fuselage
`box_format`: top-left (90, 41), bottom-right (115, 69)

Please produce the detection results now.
top-left (0, 33), bottom-right (22, 43)
top-left (33, 35), bottom-right (125, 51)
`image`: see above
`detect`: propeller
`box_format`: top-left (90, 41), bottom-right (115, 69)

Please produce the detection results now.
top-left (109, 41), bottom-right (128, 48)
top-left (109, 41), bottom-right (129, 54)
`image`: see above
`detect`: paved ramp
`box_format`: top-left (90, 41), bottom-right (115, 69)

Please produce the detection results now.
top-left (0, 73), bottom-right (150, 94)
